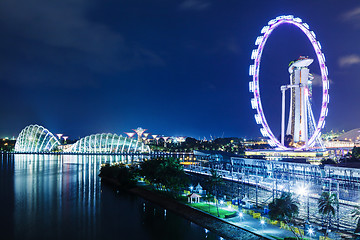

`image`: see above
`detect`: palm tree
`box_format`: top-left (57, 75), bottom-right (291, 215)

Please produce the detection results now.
top-left (352, 205), bottom-right (360, 233)
top-left (268, 192), bottom-right (302, 239)
top-left (208, 169), bottom-right (223, 217)
top-left (204, 193), bottom-right (213, 213)
top-left (318, 191), bottom-right (339, 238)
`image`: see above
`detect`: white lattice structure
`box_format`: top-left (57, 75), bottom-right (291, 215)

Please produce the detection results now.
top-left (15, 124), bottom-right (60, 152)
top-left (65, 133), bottom-right (150, 154)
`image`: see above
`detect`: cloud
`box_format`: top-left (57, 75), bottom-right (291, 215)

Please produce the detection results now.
top-left (312, 73), bottom-right (333, 86)
top-left (342, 7), bottom-right (360, 21)
top-left (221, 38), bottom-right (241, 54)
top-left (341, 7), bottom-right (360, 28)
top-left (0, 0), bottom-right (164, 88)
top-left (179, 0), bottom-right (211, 11)
top-left (339, 55), bottom-right (360, 67)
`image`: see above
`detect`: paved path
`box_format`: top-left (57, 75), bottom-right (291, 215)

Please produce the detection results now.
top-left (228, 214), bottom-right (295, 239)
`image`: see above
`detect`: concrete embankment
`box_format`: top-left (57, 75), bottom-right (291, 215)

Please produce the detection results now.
top-left (101, 177), bottom-right (269, 240)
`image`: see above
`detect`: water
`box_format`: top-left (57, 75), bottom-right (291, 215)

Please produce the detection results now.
top-left (0, 154), bottom-right (224, 240)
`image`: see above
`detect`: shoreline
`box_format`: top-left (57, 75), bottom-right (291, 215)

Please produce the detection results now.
top-left (101, 176), bottom-right (270, 240)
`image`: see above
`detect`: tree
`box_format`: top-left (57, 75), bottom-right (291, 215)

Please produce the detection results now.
top-left (208, 169), bottom-right (223, 217)
top-left (204, 193), bottom-right (213, 213)
top-left (352, 206), bottom-right (360, 234)
top-left (318, 191), bottom-right (339, 238)
top-left (140, 157), bottom-right (188, 196)
top-left (159, 157), bottom-right (188, 195)
top-left (140, 158), bottom-right (162, 184)
top-left (352, 147), bottom-right (360, 160)
top-left (268, 192), bottom-right (302, 239)
top-left (99, 163), bottom-right (138, 188)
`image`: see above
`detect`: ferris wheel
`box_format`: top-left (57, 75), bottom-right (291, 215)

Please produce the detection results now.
top-left (249, 15), bottom-right (329, 150)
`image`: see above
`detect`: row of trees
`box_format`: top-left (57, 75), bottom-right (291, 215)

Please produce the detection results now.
top-left (140, 157), bottom-right (188, 196)
top-left (268, 191), bottom-right (343, 239)
top-left (99, 163), bottom-right (139, 188)
top-left (0, 139), bottom-right (16, 152)
top-left (99, 157), bottom-right (189, 193)
top-left (99, 157), bottom-right (226, 205)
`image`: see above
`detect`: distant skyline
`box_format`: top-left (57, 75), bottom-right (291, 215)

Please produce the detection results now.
top-left (0, 0), bottom-right (360, 139)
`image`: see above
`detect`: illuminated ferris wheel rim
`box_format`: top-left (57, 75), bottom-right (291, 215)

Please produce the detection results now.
top-left (249, 15), bottom-right (329, 150)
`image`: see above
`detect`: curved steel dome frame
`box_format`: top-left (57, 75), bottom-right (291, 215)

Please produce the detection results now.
top-left (15, 124), bottom-right (60, 152)
top-left (65, 133), bottom-right (150, 154)
top-left (249, 15), bottom-right (329, 150)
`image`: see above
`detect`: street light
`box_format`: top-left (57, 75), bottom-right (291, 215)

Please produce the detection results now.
top-left (296, 184), bottom-right (310, 222)
top-left (307, 227), bottom-right (314, 239)
top-left (260, 219), bottom-right (265, 232)
top-left (296, 184), bottom-right (308, 197)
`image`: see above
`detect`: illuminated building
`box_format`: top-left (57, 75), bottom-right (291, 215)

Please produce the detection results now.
top-left (65, 133), bottom-right (150, 153)
top-left (15, 124), bottom-right (150, 154)
top-left (15, 124), bottom-right (60, 152)
top-left (244, 149), bottom-right (329, 161)
top-left (336, 128), bottom-right (360, 143)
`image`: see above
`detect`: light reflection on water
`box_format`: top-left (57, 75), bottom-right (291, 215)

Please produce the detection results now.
top-left (1, 154), bottom-right (224, 240)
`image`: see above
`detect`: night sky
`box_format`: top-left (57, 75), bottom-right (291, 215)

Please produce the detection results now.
top-left (0, 0), bottom-right (359, 140)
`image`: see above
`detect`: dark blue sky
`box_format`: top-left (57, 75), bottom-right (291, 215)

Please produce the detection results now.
top-left (0, 0), bottom-right (359, 139)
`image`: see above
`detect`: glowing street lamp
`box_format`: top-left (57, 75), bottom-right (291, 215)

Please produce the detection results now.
top-left (308, 227), bottom-right (314, 236)
top-left (63, 136), bottom-right (68, 144)
top-left (56, 134), bottom-right (63, 140)
top-left (296, 184), bottom-right (310, 221)
top-left (296, 185), bottom-right (308, 197)
top-left (260, 219), bottom-right (265, 231)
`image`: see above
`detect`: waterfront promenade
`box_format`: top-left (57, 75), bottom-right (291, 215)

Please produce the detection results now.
top-left (185, 165), bottom-right (351, 240)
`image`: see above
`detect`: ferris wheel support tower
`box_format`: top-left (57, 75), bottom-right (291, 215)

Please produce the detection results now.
top-left (280, 57), bottom-right (313, 148)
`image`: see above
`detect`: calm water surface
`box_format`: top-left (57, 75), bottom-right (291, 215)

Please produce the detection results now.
top-left (0, 154), bottom-right (224, 240)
